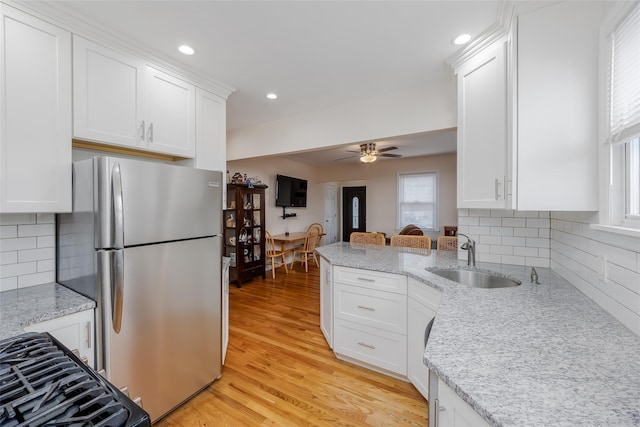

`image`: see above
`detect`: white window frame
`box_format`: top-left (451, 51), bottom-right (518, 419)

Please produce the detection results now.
top-left (396, 171), bottom-right (438, 231)
top-left (595, 1), bottom-right (640, 237)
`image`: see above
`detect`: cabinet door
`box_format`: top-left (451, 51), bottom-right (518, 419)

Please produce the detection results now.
top-left (0, 5), bottom-right (71, 212)
top-left (145, 66), bottom-right (195, 157)
top-left (437, 379), bottom-right (490, 427)
top-left (195, 88), bottom-right (226, 172)
top-left (73, 36), bottom-right (145, 149)
top-left (457, 40), bottom-right (510, 209)
top-left (24, 310), bottom-right (95, 369)
top-left (407, 297), bottom-right (436, 400)
top-left (516, 2), bottom-right (599, 210)
top-left (320, 258), bottom-right (333, 348)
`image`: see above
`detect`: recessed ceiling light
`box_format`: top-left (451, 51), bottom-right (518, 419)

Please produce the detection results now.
top-left (453, 34), bottom-right (472, 45)
top-left (266, 93), bottom-right (278, 100)
top-left (178, 45), bottom-right (195, 55)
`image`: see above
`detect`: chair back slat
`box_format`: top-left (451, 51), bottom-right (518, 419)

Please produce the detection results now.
top-left (390, 234), bottom-right (432, 249)
top-left (350, 232), bottom-right (385, 245)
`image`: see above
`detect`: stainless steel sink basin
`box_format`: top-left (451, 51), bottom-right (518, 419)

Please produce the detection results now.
top-left (428, 269), bottom-right (522, 288)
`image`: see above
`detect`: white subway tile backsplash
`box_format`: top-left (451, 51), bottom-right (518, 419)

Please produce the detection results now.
top-left (1, 252), bottom-right (17, 265)
top-left (526, 218), bottom-right (551, 228)
top-left (491, 245), bottom-right (514, 255)
top-left (0, 262), bottom-right (37, 278)
top-left (502, 236), bottom-right (526, 247)
top-left (18, 224), bottom-right (54, 238)
top-left (469, 226), bottom-right (492, 235)
top-left (459, 216), bottom-right (480, 226)
top-left (491, 227), bottom-right (514, 237)
top-left (502, 255), bottom-right (526, 265)
top-left (0, 213), bottom-right (56, 290)
top-left (18, 247), bottom-right (54, 263)
top-left (525, 257), bottom-right (550, 268)
top-left (0, 213), bottom-right (36, 226)
top-left (470, 209), bottom-right (491, 217)
top-left (0, 237), bottom-right (37, 252)
top-left (18, 271), bottom-right (55, 288)
top-left (0, 226), bottom-right (17, 239)
top-left (502, 218), bottom-right (526, 227)
top-left (491, 209), bottom-right (514, 218)
top-left (479, 235), bottom-right (502, 245)
top-left (538, 228), bottom-right (550, 238)
top-left (514, 246), bottom-right (539, 257)
top-left (479, 217), bottom-right (502, 227)
top-left (514, 227), bottom-right (539, 237)
top-left (550, 212), bottom-right (640, 336)
top-left (514, 211), bottom-right (540, 218)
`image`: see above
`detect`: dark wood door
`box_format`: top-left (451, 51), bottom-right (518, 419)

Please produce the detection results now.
top-left (342, 186), bottom-right (366, 241)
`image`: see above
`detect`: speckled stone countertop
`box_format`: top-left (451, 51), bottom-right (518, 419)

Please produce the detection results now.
top-left (316, 242), bottom-right (640, 427)
top-left (0, 283), bottom-right (95, 340)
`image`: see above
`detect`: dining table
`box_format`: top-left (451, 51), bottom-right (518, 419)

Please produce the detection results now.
top-left (270, 232), bottom-right (309, 253)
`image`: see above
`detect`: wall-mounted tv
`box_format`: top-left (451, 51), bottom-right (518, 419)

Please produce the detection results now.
top-left (275, 174), bottom-right (307, 207)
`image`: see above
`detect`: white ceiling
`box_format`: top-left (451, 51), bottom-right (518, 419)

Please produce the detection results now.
top-left (42, 0), bottom-right (501, 163)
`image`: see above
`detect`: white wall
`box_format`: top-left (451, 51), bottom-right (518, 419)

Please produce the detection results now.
top-left (0, 213), bottom-right (56, 291)
top-left (227, 82), bottom-right (456, 160)
top-left (229, 152), bottom-right (458, 241)
top-left (550, 212), bottom-right (640, 336)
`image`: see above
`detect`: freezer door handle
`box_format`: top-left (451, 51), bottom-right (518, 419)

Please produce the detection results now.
top-left (112, 162), bottom-right (124, 249)
top-left (112, 250), bottom-right (124, 333)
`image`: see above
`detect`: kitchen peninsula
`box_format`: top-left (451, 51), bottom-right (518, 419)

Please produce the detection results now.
top-left (316, 242), bottom-right (640, 427)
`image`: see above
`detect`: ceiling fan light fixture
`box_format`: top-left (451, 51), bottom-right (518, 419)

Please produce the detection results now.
top-left (360, 153), bottom-right (377, 163)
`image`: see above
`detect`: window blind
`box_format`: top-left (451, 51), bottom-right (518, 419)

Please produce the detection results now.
top-left (609, 2), bottom-right (640, 143)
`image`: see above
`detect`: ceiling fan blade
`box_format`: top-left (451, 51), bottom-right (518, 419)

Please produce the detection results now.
top-left (377, 146), bottom-right (398, 153)
top-left (346, 150), bottom-right (361, 153)
top-left (334, 154), bottom-right (359, 161)
top-left (380, 153), bottom-right (402, 158)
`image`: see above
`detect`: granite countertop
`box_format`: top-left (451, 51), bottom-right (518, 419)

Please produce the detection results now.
top-left (316, 242), bottom-right (640, 427)
top-left (0, 283), bottom-right (95, 340)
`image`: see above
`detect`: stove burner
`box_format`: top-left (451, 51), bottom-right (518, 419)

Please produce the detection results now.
top-left (0, 333), bottom-right (149, 427)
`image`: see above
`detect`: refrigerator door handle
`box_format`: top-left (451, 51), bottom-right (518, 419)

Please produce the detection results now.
top-left (112, 162), bottom-right (124, 249)
top-left (112, 250), bottom-right (124, 334)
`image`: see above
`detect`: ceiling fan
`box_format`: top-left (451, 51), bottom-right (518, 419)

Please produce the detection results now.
top-left (335, 142), bottom-right (402, 163)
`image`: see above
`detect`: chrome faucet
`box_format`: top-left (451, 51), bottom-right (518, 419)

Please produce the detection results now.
top-left (457, 233), bottom-right (476, 266)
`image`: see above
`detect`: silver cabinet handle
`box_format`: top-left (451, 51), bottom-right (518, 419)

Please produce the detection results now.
top-left (86, 321), bottom-right (91, 349)
top-left (140, 120), bottom-right (145, 140)
top-left (112, 250), bottom-right (124, 334)
top-left (358, 342), bottom-right (375, 350)
top-left (148, 122), bottom-right (154, 142)
top-left (357, 277), bottom-right (375, 282)
top-left (434, 399), bottom-right (446, 427)
top-left (494, 178), bottom-right (502, 200)
top-left (357, 305), bottom-right (375, 311)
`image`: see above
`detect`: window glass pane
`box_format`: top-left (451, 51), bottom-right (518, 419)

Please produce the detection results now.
top-left (628, 138), bottom-right (640, 216)
top-left (352, 197), bottom-right (359, 228)
top-left (397, 172), bottom-right (437, 230)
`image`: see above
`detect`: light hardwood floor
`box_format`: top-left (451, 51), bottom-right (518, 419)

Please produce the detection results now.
top-left (156, 263), bottom-right (428, 426)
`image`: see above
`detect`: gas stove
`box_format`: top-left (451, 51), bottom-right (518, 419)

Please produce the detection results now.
top-left (0, 332), bottom-right (150, 427)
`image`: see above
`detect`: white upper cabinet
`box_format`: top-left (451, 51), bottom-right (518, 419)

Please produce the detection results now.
top-left (194, 88), bottom-right (226, 172)
top-left (73, 36), bottom-right (196, 158)
top-left (0, 5), bottom-right (72, 213)
top-left (73, 36), bottom-right (145, 148)
top-left (515, 1), bottom-right (600, 211)
top-left (456, 40), bottom-right (510, 209)
top-left (455, 2), bottom-right (600, 211)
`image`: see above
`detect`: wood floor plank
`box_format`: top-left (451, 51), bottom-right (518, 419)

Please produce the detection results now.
top-left (156, 264), bottom-right (428, 426)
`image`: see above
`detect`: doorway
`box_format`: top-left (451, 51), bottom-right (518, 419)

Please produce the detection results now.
top-left (342, 186), bottom-right (366, 241)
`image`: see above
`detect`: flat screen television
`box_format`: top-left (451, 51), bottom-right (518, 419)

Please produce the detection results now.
top-left (275, 174), bottom-right (307, 207)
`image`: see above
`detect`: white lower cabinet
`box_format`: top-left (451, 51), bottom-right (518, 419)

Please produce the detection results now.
top-left (332, 266), bottom-right (407, 377)
top-left (24, 309), bottom-right (95, 369)
top-left (320, 257), bottom-right (333, 348)
top-left (407, 278), bottom-right (442, 400)
top-left (435, 379), bottom-right (490, 427)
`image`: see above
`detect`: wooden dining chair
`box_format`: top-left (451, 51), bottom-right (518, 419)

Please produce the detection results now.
top-left (307, 222), bottom-right (324, 246)
top-left (436, 235), bottom-right (458, 251)
top-left (290, 228), bottom-right (321, 272)
top-left (390, 234), bottom-right (432, 249)
top-left (349, 232), bottom-right (385, 245)
top-left (265, 230), bottom-right (288, 278)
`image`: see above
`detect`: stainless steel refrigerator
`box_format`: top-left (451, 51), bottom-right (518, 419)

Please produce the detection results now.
top-left (57, 156), bottom-right (222, 422)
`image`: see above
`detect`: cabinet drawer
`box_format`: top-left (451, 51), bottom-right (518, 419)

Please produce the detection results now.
top-left (334, 319), bottom-right (407, 376)
top-left (408, 278), bottom-right (442, 313)
top-left (334, 266), bottom-right (407, 294)
top-left (335, 283), bottom-right (407, 334)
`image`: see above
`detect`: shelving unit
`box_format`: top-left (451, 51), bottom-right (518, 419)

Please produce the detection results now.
top-left (223, 183), bottom-right (267, 286)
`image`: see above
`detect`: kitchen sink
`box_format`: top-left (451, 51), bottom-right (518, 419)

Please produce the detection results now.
top-left (428, 268), bottom-right (522, 289)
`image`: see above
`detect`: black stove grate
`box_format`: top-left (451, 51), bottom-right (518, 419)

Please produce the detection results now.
top-left (0, 333), bottom-right (149, 427)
